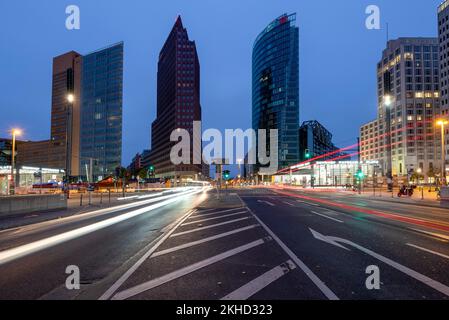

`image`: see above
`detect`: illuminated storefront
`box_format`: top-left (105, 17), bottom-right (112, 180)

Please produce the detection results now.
top-left (0, 166), bottom-right (64, 195)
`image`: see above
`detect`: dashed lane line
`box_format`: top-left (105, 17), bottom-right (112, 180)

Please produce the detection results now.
top-left (152, 224), bottom-right (261, 258)
top-left (181, 211), bottom-right (247, 226)
top-left (189, 208), bottom-right (246, 219)
top-left (406, 243), bottom-right (449, 260)
top-left (170, 217), bottom-right (251, 238)
top-left (221, 260), bottom-right (296, 300)
top-left (112, 238), bottom-right (270, 300)
top-left (311, 211), bottom-right (344, 223)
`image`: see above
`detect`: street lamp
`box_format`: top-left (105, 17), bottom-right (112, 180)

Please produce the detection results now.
top-left (67, 94), bottom-right (75, 103)
top-left (417, 167), bottom-right (424, 200)
top-left (10, 128), bottom-right (22, 195)
top-left (436, 119), bottom-right (449, 185)
top-left (383, 94), bottom-right (394, 193)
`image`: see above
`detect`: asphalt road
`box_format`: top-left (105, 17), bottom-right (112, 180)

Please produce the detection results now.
top-left (1, 187), bottom-right (449, 300)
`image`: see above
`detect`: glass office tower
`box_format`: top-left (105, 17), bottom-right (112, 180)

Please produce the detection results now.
top-left (252, 13), bottom-right (299, 171)
top-left (80, 42), bottom-right (124, 181)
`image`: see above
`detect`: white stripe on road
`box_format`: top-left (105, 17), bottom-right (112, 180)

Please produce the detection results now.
top-left (0, 189), bottom-right (204, 267)
top-left (282, 201), bottom-right (295, 207)
top-left (296, 200), bottom-right (320, 207)
top-left (257, 200), bottom-right (275, 206)
top-left (112, 239), bottom-right (268, 300)
top-left (98, 208), bottom-right (198, 300)
top-left (182, 211), bottom-right (247, 226)
top-left (406, 243), bottom-right (449, 260)
top-left (311, 211), bottom-right (344, 223)
top-left (189, 208), bottom-right (246, 219)
top-left (152, 225), bottom-right (260, 258)
top-left (242, 205), bottom-right (339, 300)
top-left (221, 260), bottom-right (296, 300)
top-left (171, 217), bottom-right (250, 237)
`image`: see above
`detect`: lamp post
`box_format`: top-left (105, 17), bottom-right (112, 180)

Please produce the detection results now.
top-left (65, 94), bottom-right (75, 199)
top-left (436, 119), bottom-right (448, 186)
top-left (9, 129), bottom-right (21, 195)
top-left (417, 167), bottom-right (423, 200)
top-left (384, 94), bottom-right (393, 193)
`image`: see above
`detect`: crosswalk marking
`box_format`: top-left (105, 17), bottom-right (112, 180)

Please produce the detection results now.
top-left (152, 225), bottom-right (260, 258)
top-left (221, 260), bottom-right (296, 300)
top-left (181, 211), bottom-right (247, 226)
top-left (112, 239), bottom-right (269, 300)
top-left (170, 217), bottom-right (251, 237)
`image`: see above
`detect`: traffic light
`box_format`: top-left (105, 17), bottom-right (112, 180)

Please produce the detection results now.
top-left (149, 165), bottom-right (155, 171)
top-left (223, 170), bottom-right (231, 180)
top-left (356, 169), bottom-right (365, 180)
top-left (305, 149), bottom-right (311, 159)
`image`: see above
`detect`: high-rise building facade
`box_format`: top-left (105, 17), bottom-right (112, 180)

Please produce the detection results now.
top-left (361, 38), bottom-right (441, 181)
top-left (299, 120), bottom-right (342, 162)
top-left (149, 16), bottom-right (202, 181)
top-left (438, 0), bottom-right (449, 177)
top-left (50, 51), bottom-right (82, 176)
top-left (80, 42), bottom-right (124, 181)
top-left (252, 13), bottom-right (299, 172)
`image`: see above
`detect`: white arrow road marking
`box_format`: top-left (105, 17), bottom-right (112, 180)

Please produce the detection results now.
top-left (311, 211), bottom-right (344, 224)
top-left (257, 200), bottom-right (275, 206)
top-left (112, 238), bottom-right (269, 300)
top-left (221, 260), bottom-right (296, 300)
top-left (406, 243), bottom-right (449, 260)
top-left (310, 229), bottom-right (350, 251)
top-left (242, 207), bottom-right (339, 300)
top-left (309, 228), bottom-right (449, 297)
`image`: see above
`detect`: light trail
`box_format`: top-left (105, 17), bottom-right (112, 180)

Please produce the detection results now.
top-left (0, 187), bottom-right (206, 266)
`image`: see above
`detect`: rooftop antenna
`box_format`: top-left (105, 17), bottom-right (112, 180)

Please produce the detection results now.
top-left (386, 22), bottom-right (389, 42)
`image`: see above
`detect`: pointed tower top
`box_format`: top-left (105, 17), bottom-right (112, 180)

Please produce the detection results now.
top-left (174, 15), bottom-right (183, 28)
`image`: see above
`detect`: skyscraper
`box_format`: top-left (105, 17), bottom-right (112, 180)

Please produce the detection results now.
top-left (438, 0), bottom-right (449, 178)
top-left (149, 16), bottom-right (202, 182)
top-left (360, 38), bottom-right (441, 181)
top-left (252, 13), bottom-right (299, 172)
top-left (80, 42), bottom-right (124, 181)
top-left (50, 51), bottom-right (82, 176)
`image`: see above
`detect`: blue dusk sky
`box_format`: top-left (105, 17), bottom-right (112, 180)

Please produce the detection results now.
top-left (0, 0), bottom-right (442, 166)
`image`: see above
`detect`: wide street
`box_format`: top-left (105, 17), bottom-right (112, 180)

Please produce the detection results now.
top-left (1, 186), bottom-right (449, 300)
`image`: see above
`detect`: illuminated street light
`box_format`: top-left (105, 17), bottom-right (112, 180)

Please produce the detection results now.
top-left (67, 94), bottom-right (75, 103)
top-left (436, 119), bottom-right (449, 185)
top-left (10, 128), bottom-right (22, 195)
top-left (384, 94), bottom-right (392, 107)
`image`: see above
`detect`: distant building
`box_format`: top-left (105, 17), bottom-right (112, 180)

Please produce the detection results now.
top-left (149, 16), bottom-right (202, 181)
top-left (128, 153), bottom-right (142, 174)
top-left (299, 120), bottom-right (343, 162)
top-left (16, 140), bottom-right (53, 169)
top-left (140, 149), bottom-right (152, 169)
top-left (79, 42), bottom-right (124, 181)
top-left (360, 119), bottom-right (380, 162)
top-left (0, 138), bottom-right (24, 166)
top-left (252, 13), bottom-right (299, 172)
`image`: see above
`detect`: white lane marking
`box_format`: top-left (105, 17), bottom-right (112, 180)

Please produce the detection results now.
top-left (311, 211), bottom-right (344, 223)
top-left (282, 201), bottom-right (295, 207)
top-left (406, 243), bottom-right (449, 260)
top-left (99, 208), bottom-right (198, 300)
top-left (296, 200), bottom-right (320, 207)
top-left (182, 211), bottom-right (247, 226)
top-left (170, 217), bottom-right (250, 237)
top-left (309, 228), bottom-right (449, 297)
top-left (257, 200), bottom-right (275, 206)
top-left (410, 228), bottom-right (449, 241)
top-left (241, 206), bottom-right (339, 300)
top-left (0, 189), bottom-right (205, 267)
top-left (189, 208), bottom-right (246, 219)
top-left (322, 210), bottom-right (340, 215)
top-left (112, 239), bottom-right (268, 300)
top-left (152, 225), bottom-right (260, 258)
top-left (221, 260), bottom-right (296, 300)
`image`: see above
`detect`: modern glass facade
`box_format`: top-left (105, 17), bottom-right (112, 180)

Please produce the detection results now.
top-left (252, 13), bottom-right (299, 171)
top-left (80, 42), bottom-right (124, 181)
